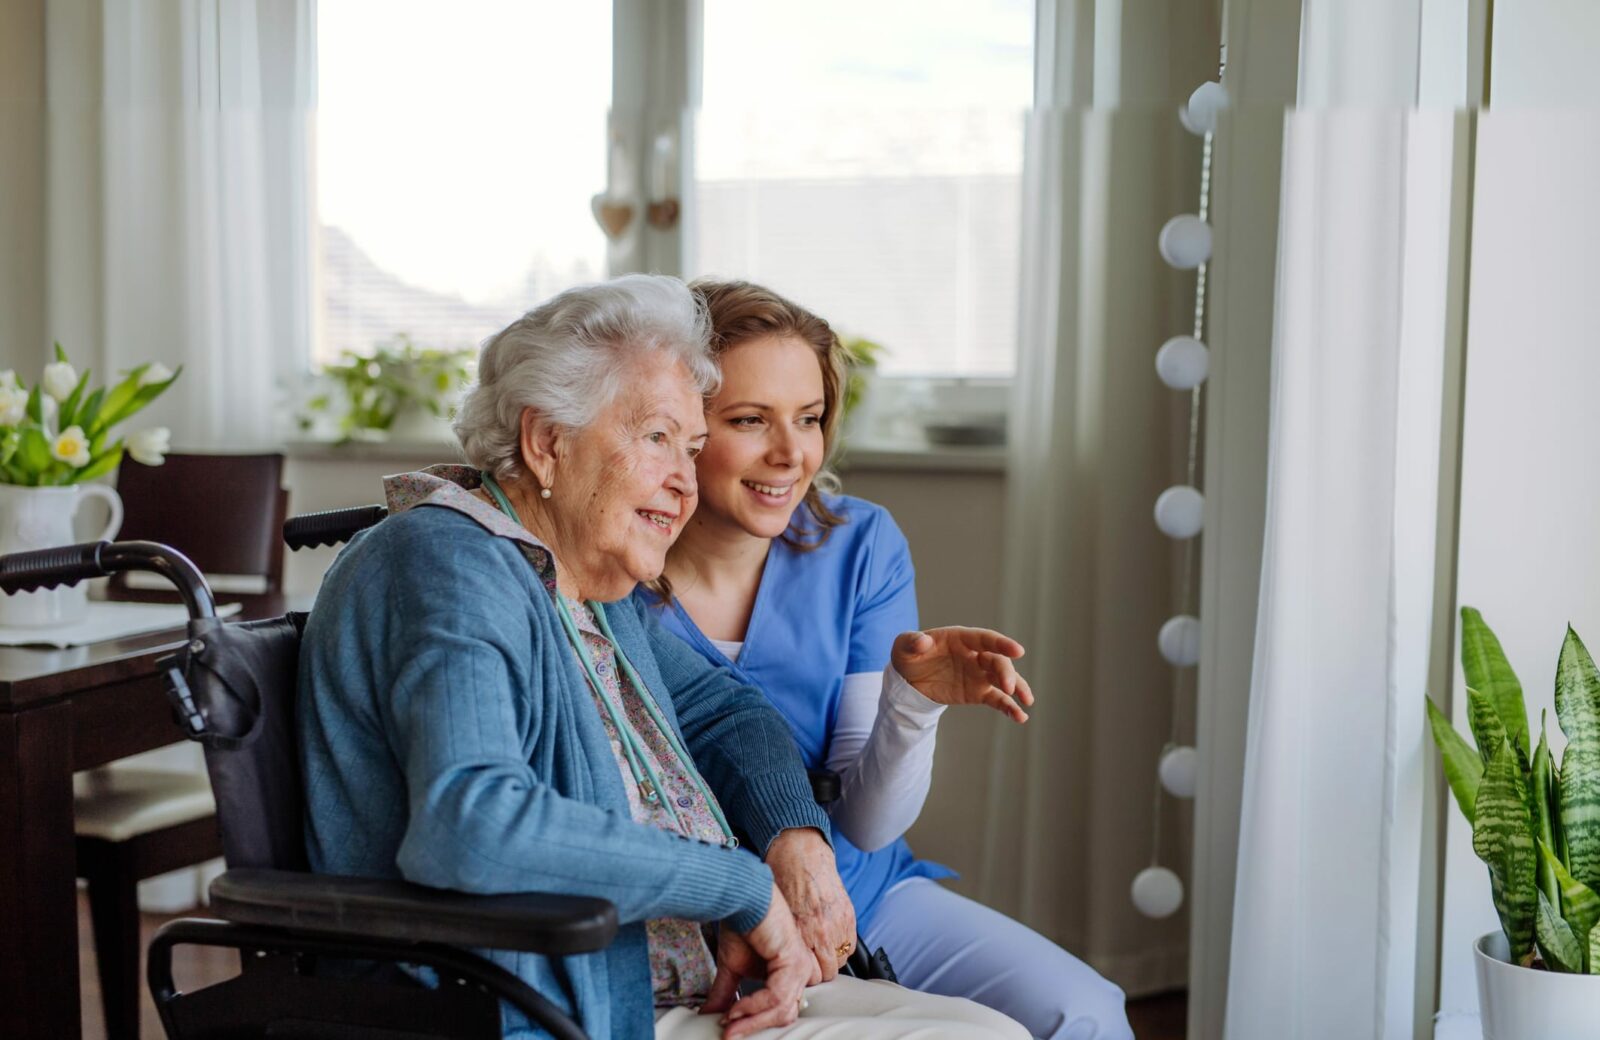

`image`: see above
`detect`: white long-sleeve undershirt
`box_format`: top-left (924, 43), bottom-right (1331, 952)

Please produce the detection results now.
top-left (708, 638), bottom-right (945, 853)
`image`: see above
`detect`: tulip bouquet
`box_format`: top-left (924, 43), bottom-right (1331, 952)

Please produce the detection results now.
top-left (0, 345), bottom-right (179, 485)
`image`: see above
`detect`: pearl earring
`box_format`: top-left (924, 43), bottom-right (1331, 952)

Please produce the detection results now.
top-left (540, 487), bottom-right (552, 499)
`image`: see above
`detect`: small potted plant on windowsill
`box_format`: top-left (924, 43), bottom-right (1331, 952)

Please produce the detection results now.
top-left (298, 335), bottom-right (474, 444)
top-left (1425, 608), bottom-right (1600, 1039)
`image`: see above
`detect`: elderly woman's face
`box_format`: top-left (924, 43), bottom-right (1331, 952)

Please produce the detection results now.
top-left (550, 357), bottom-right (706, 600)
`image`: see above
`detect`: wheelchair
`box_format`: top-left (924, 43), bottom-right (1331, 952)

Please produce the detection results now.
top-left (0, 504), bottom-right (891, 1040)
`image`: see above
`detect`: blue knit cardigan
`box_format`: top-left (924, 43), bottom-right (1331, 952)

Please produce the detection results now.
top-left (297, 501), bottom-right (830, 1039)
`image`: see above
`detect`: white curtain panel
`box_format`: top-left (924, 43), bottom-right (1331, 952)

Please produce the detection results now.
top-left (1223, 110), bottom-right (1458, 1040)
top-left (978, 105), bottom-right (1196, 997)
top-left (83, 0), bottom-right (314, 449)
top-left (43, 0), bottom-right (313, 910)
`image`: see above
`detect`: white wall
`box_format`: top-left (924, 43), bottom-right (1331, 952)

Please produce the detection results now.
top-left (1437, 113), bottom-right (1600, 1012)
top-left (1492, 0), bottom-right (1600, 107)
top-left (0, 0), bottom-right (46, 377)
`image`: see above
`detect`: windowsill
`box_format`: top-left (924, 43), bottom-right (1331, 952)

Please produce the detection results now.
top-left (284, 437), bottom-right (465, 463)
top-left (836, 438), bottom-right (1007, 474)
top-left (284, 435), bottom-right (1007, 475)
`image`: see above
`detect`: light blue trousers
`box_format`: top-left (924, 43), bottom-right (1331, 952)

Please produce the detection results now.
top-left (862, 879), bottom-right (1136, 1040)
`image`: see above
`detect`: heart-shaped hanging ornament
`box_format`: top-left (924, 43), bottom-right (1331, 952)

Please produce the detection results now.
top-left (647, 198), bottom-right (681, 231)
top-left (591, 193), bottom-right (636, 240)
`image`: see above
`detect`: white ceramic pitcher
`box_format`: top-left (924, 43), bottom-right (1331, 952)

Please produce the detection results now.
top-left (0, 483), bottom-right (124, 627)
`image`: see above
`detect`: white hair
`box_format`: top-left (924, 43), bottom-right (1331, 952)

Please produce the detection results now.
top-left (454, 275), bottom-right (719, 481)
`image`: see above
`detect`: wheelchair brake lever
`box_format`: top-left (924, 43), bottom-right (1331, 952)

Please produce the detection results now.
top-left (158, 651), bottom-right (208, 739)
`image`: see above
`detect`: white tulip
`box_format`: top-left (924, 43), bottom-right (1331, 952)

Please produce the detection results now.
top-left (127, 426), bottom-right (171, 466)
top-left (42, 361), bottom-right (78, 401)
top-left (0, 370), bottom-right (17, 391)
top-left (0, 387), bottom-right (27, 426)
top-left (50, 425), bottom-right (91, 468)
top-left (139, 362), bottom-right (174, 387)
top-left (39, 393), bottom-right (58, 434)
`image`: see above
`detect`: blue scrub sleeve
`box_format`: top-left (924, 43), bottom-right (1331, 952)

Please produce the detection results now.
top-left (846, 509), bottom-right (920, 675)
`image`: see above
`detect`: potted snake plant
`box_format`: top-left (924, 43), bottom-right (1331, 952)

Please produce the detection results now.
top-left (1425, 608), bottom-right (1600, 1039)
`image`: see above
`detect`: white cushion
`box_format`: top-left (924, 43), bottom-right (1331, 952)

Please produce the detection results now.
top-left (73, 767), bottom-right (216, 842)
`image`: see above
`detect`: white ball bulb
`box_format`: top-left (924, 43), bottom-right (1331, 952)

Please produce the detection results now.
top-left (1154, 485), bottom-right (1204, 539)
top-left (1177, 103), bottom-right (1204, 136)
top-left (1156, 336), bottom-right (1209, 390)
top-left (1158, 614), bottom-right (1201, 667)
top-left (1184, 81), bottom-right (1230, 135)
top-left (1159, 745), bottom-right (1199, 798)
top-left (1159, 215), bottom-right (1213, 269)
top-left (1131, 866), bottom-right (1185, 918)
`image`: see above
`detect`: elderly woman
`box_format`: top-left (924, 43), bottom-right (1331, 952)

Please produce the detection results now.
top-left (297, 275), bottom-right (1025, 1040)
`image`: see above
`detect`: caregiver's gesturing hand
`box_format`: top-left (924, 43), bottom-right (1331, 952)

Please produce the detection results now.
top-left (890, 628), bottom-right (1033, 724)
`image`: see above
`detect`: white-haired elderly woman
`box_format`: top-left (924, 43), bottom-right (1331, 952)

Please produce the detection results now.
top-left (297, 275), bottom-right (1026, 1040)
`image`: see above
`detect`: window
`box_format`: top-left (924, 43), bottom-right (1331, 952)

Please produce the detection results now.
top-left (313, 1), bottom-right (612, 363)
top-left (693, 0), bottom-right (1033, 377)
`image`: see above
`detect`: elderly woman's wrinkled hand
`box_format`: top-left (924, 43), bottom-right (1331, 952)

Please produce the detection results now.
top-left (891, 627), bottom-right (1035, 723)
top-left (702, 881), bottom-right (815, 1039)
top-left (765, 827), bottom-right (855, 982)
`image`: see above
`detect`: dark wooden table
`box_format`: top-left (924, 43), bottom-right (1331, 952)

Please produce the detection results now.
top-left (0, 594), bottom-right (287, 1040)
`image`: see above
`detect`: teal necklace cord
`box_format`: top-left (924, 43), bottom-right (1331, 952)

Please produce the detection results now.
top-left (480, 472), bottom-right (736, 847)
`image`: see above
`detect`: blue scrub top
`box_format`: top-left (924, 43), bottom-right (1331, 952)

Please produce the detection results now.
top-left (634, 494), bottom-right (953, 929)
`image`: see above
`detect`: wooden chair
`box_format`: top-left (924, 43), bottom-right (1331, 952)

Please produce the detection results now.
top-left (110, 453), bottom-right (290, 596)
top-left (81, 452), bottom-right (287, 1039)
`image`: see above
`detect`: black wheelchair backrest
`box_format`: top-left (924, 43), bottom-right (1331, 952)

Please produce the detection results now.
top-left (185, 613), bottom-right (312, 871)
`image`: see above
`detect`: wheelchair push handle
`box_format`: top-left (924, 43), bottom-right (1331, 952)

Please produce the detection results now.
top-left (0, 539), bottom-right (216, 620)
top-left (283, 504), bottom-right (388, 551)
top-left (0, 540), bottom-right (109, 594)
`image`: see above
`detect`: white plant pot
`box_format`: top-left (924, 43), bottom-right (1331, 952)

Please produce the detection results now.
top-left (1475, 931), bottom-right (1600, 1039)
top-left (0, 482), bottom-right (123, 627)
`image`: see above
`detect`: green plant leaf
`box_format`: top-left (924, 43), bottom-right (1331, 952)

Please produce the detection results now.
top-left (70, 443), bottom-right (123, 484)
top-left (25, 385), bottom-right (42, 425)
top-left (1556, 625), bottom-right (1600, 893)
top-left (57, 367), bottom-right (90, 430)
top-left (1534, 716), bottom-right (1562, 908)
top-left (76, 387), bottom-right (106, 432)
top-left (1461, 608), bottom-right (1532, 766)
top-left (90, 370), bottom-right (144, 437)
top-left (53, 342), bottom-right (68, 364)
top-left (95, 364), bottom-right (181, 432)
top-left (1466, 686), bottom-right (1510, 766)
top-left (1427, 697), bottom-right (1483, 824)
top-left (1538, 839), bottom-right (1600, 969)
top-left (1537, 888), bottom-right (1585, 973)
top-left (17, 426), bottom-right (51, 483)
top-left (1474, 737), bottom-right (1538, 963)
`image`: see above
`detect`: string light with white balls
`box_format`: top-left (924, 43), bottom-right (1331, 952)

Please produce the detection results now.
top-left (1131, 74), bottom-right (1228, 922)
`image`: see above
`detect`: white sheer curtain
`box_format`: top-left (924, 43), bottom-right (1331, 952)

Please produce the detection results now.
top-left (44, 0), bottom-right (314, 910)
top-left (48, 0), bottom-right (314, 450)
top-left (975, 0), bottom-right (1220, 996)
top-left (1222, 110), bottom-right (1459, 1040)
top-left (976, 101), bottom-right (1200, 1002)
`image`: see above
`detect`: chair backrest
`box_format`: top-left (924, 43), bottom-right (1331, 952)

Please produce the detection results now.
top-left (116, 453), bottom-right (288, 592)
top-left (183, 612), bottom-right (311, 872)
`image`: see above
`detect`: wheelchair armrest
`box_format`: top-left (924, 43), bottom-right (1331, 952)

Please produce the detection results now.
top-left (209, 869), bottom-right (618, 957)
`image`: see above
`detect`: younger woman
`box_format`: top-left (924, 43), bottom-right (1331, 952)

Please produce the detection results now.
top-left (634, 280), bottom-right (1133, 1040)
